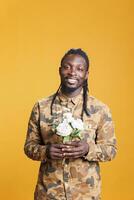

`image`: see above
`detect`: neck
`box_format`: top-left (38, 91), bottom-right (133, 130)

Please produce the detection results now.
top-left (61, 85), bottom-right (82, 98)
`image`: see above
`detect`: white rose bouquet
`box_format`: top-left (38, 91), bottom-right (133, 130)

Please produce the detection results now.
top-left (52, 112), bottom-right (84, 143)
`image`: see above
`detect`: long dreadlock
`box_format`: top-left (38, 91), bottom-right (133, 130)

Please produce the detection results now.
top-left (51, 48), bottom-right (90, 118)
top-left (50, 84), bottom-right (61, 115)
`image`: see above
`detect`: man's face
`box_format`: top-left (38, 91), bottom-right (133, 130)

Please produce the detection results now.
top-left (59, 54), bottom-right (89, 91)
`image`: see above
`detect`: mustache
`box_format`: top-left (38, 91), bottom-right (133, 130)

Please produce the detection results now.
top-left (64, 76), bottom-right (78, 80)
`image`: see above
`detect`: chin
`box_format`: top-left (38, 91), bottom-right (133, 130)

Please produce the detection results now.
top-left (66, 87), bottom-right (78, 92)
top-left (62, 84), bottom-right (80, 92)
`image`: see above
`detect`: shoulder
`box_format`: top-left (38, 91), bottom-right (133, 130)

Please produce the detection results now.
top-left (87, 95), bottom-right (111, 114)
top-left (32, 93), bottom-right (55, 110)
top-left (38, 94), bottom-right (55, 106)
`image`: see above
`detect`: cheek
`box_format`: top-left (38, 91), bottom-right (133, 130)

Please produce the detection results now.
top-left (60, 72), bottom-right (67, 79)
top-left (60, 70), bottom-right (66, 78)
top-left (61, 70), bottom-right (72, 79)
top-left (79, 72), bottom-right (88, 80)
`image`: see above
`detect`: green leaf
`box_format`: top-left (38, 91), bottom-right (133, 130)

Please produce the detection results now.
top-left (63, 135), bottom-right (70, 143)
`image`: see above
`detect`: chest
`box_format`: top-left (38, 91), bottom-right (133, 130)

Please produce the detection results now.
top-left (39, 102), bottom-right (101, 144)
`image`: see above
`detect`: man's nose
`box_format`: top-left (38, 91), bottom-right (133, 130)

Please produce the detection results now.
top-left (69, 67), bottom-right (76, 76)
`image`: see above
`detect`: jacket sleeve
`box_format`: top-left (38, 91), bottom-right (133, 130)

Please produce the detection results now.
top-left (24, 102), bottom-right (47, 161)
top-left (85, 105), bottom-right (117, 162)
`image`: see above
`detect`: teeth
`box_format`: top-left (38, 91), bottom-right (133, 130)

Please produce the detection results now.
top-left (67, 79), bottom-right (77, 84)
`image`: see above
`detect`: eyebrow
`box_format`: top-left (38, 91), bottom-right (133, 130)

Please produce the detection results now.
top-left (62, 62), bottom-right (85, 67)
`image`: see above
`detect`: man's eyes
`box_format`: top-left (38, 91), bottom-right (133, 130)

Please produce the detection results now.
top-left (62, 65), bottom-right (84, 71)
top-left (63, 65), bottom-right (70, 69)
top-left (77, 66), bottom-right (84, 71)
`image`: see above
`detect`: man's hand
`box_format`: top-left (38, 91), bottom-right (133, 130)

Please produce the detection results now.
top-left (61, 141), bottom-right (89, 159)
top-left (46, 144), bottom-right (65, 160)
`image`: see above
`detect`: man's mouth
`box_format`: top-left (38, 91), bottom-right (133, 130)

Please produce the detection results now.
top-left (65, 78), bottom-right (78, 84)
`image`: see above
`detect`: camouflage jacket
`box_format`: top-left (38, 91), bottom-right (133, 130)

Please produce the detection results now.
top-left (24, 90), bottom-right (117, 200)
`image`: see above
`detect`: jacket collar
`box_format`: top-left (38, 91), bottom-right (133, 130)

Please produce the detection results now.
top-left (58, 88), bottom-right (83, 106)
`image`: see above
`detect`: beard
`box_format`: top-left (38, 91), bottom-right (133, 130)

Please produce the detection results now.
top-left (61, 83), bottom-right (82, 93)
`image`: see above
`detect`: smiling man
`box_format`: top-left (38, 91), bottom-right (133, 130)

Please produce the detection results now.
top-left (24, 48), bottom-right (117, 200)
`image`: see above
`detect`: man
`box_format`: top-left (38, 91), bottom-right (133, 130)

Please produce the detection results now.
top-left (24, 48), bottom-right (117, 200)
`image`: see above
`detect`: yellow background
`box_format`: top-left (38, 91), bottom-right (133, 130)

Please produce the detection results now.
top-left (0, 0), bottom-right (134, 199)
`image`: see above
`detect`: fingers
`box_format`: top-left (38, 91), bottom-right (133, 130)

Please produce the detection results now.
top-left (61, 141), bottom-right (89, 159)
top-left (61, 145), bottom-right (85, 158)
top-left (50, 152), bottom-right (63, 159)
top-left (47, 142), bottom-right (89, 160)
top-left (64, 141), bottom-right (80, 147)
top-left (61, 146), bottom-right (83, 153)
top-left (61, 141), bottom-right (86, 152)
top-left (52, 144), bottom-right (67, 149)
top-left (47, 144), bottom-right (64, 160)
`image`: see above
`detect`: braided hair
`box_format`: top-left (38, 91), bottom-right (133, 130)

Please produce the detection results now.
top-left (51, 48), bottom-right (90, 118)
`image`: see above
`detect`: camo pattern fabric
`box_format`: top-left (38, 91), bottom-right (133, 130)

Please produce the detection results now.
top-left (24, 89), bottom-right (117, 200)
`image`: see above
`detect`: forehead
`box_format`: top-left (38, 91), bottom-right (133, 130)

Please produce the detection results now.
top-left (62, 54), bottom-right (87, 66)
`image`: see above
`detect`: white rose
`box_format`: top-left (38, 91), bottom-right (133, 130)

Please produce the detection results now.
top-left (71, 118), bottom-right (84, 130)
top-left (56, 121), bottom-right (72, 136)
top-left (63, 112), bottom-right (73, 123)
